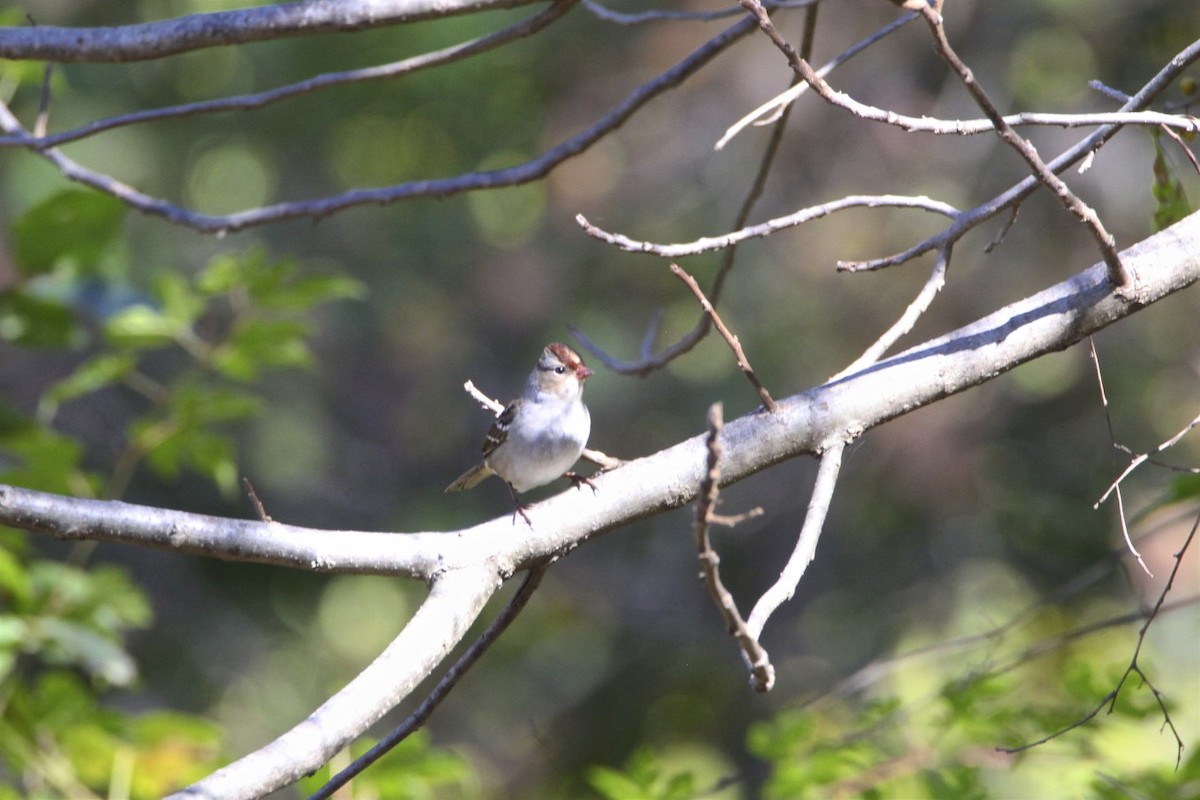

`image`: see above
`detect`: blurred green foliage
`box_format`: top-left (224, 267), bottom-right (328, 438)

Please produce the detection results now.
top-left (0, 192), bottom-right (362, 794)
top-left (1, 0), bottom-right (1198, 798)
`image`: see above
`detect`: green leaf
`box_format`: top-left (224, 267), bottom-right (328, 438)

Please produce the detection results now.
top-left (0, 416), bottom-right (87, 494)
top-left (10, 190), bottom-right (125, 276)
top-left (0, 291), bottom-right (80, 347)
top-left (257, 273), bottom-right (365, 311)
top-left (38, 352), bottom-right (138, 422)
top-left (1151, 132), bottom-right (1193, 232)
top-left (154, 272), bottom-right (206, 329)
top-left (587, 766), bottom-right (648, 800)
top-left (104, 304), bottom-right (181, 347)
top-left (213, 319), bottom-right (311, 380)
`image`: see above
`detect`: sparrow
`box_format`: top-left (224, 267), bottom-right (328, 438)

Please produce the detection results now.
top-left (446, 343), bottom-right (593, 523)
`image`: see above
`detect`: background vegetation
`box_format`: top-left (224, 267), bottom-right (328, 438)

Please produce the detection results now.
top-left (1, 0), bottom-right (1198, 797)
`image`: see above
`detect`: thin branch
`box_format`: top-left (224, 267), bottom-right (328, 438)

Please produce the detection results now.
top-left (694, 403), bottom-right (774, 692)
top-left (582, 0), bottom-right (815, 25)
top-left (999, 509), bottom-right (1196, 765)
top-left (746, 440), bottom-right (846, 639)
top-left (1096, 411), bottom-right (1200, 507)
top-left (310, 564), bottom-right (548, 800)
top-left (572, 2), bottom-right (817, 377)
top-left (830, 245), bottom-right (952, 380)
top-left (33, 63), bottom-right (52, 138)
top-left (1, 1), bottom-right (578, 151)
top-left (168, 566), bottom-right (500, 800)
top-left (737, 5), bottom-right (1200, 275)
top-left (577, 194), bottom-right (959, 258)
top-left (0, 0), bottom-right (545, 63)
top-left (670, 263), bottom-right (778, 412)
top-left (717, 11), bottom-right (919, 150)
top-left (914, 4), bottom-right (1128, 287)
top-left (242, 478), bottom-right (273, 523)
top-left (0, 14), bottom-right (758, 234)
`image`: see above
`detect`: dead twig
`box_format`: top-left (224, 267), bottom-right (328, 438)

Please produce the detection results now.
top-left (669, 263), bottom-right (778, 413)
top-left (998, 510), bottom-right (1196, 766)
top-left (694, 403), bottom-right (773, 691)
top-left (243, 478), bottom-right (273, 523)
top-left (831, 246), bottom-right (952, 380)
top-left (913, 4), bottom-right (1128, 287)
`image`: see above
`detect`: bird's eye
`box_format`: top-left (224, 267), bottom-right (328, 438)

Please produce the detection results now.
top-left (554, 366), bottom-right (566, 374)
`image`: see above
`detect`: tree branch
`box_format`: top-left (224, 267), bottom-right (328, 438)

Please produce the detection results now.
top-left (311, 564), bottom-right (548, 799)
top-left (0, 13), bottom-right (756, 234)
top-left (2, 213), bottom-right (1197, 572)
top-left (746, 440), bottom-right (845, 639)
top-left (0, 0), bottom-right (579, 151)
top-left (0, 0), bottom-right (544, 63)
top-left (168, 566), bottom-right (499, 800)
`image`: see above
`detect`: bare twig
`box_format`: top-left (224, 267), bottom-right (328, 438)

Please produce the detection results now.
top-left (914, 4), bottom-right (1128, 287)
top-left (746, 440), bottom-right (846, 638)
top-left (34, 63), bottom-right (52, 138)
top-left (577, 195), bottom-right (959, 258)
top-left (0, 14), bottom-right (758, 234)
top-left (694, 403), bottom-right (774, 692)
top-left (717, 12), bottom-right (919, 150)
top-left (311, 564), bottom-right (549, 799)
top-left (1095, 410), bottom-right (1200, 506)
top-left (669, 263), bottom-right (778, 413)
top-left (243, 478), bottom-right (273, 524)
top-left (2, 1), bottom-right (578, 152)
top-left (737, 4), bottom-right (1200, 276)
top-left (999, 510), bottom-right (1196, 765)
top-left (831, 245), bottom-right (952, 380)
top-left (571, 4), bottom-right (820, 377)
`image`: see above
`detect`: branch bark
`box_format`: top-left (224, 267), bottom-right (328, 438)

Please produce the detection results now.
top-left (0, 0), bottom-right (543, 62)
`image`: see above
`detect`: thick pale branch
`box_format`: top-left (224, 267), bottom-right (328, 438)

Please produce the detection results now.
top-left (0, 0), bottom-right (543, 62)
top-left (2, 213), bottom-right (1197, 578)
top-left (312, 565), bottom-right (547, 799)
top-left (167, 567), bottom-right (499, 800)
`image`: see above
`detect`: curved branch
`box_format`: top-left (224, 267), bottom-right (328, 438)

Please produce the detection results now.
top-left (167, 566), bottom-right (499, 800)
top-left (312, 564), bottom-right (547, 799)
top-left (0, 0), bottom-right (579, 151)
top-left (0, 14), bottom-right (757, 233)
top-left (746, 440), bottom-right (845, 639)
top-left (577, 195), bottom-right (959, 257)
top-left (0, 0), bottom-right (543, 63)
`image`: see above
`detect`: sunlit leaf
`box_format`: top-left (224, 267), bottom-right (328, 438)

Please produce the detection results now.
top-left (10, 190), bottom-right (125, 276)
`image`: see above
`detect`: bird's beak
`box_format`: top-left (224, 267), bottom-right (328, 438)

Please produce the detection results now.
top-left (577, 365), bottom-right (594, 380)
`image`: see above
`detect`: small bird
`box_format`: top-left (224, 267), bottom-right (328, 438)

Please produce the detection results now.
top-left (446, 343), bottom-right (593, 523)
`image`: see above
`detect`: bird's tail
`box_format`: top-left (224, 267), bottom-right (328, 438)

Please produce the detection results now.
top-left (445, 462), bottom-right (493, 492)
